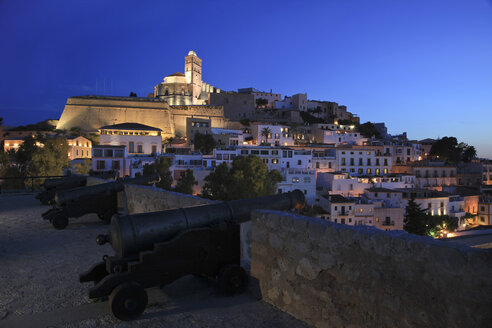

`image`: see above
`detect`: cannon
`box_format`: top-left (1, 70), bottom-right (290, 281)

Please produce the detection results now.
top-left (42, 173), bottom-right (160, 230)
top-left (80, 190), bottom-right (305, 321)
top-left (36, 175), bottom-right (87, 205)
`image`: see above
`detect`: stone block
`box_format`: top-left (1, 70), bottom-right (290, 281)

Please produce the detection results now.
top-left (268, 232), bottom-right (283, 250)
top-left (296, 257), bottom-right (321, 280)
top-left (318, 252), bottom-right (336, 270)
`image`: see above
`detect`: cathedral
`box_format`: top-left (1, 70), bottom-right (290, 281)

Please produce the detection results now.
top-left (56, 51), bottom-right (227, 138)
top-left (153, 51), bottom-right (221, 105)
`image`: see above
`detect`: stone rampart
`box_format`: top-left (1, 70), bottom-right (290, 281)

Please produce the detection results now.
top-left (250, 210), bottom-right (492, 328)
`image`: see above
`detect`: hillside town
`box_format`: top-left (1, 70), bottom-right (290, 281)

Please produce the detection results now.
top-left (1, 51), bottom-right (491, 237)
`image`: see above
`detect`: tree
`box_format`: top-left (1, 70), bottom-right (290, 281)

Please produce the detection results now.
top-left (403, 196), bottom-right (428, 235)
top-left (430, 137), bottom-right (476, 163)
top-left (143, 157), bottom-right (173, 190)
top-left (404, 196), bottom-right (459, 237)
top-left (461, 145), bottom-right (476, 163)
top-left (193, 132), bottom-right (216, 154)
top-left (202, 155), bottom-right (282, 200)
top-left (260, 127), bottom-right (271, 144)
top-left (72, 159), bottom-right (91, 175)
top-left (129, 92), bottom-right (137, 97)
top-left (175, 169), bottom-right (198, 194)
top-left (358, 122), bottom-right (381, 139)
top-left (30, 137), bottom-right (70, 178)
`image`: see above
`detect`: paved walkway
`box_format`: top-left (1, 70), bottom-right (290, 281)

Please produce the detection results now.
top-left (0, 194), bottom-right (310, 328)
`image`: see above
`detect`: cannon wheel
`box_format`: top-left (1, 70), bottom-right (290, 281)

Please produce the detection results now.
top-left (51, 214), bottom-right (69, 230)
top-left (109, 282), bottom-right (148, 321)
top-left (218, 264), bottom-right (248, 295)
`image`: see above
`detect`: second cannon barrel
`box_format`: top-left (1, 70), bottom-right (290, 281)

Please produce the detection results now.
top-left (105, 190), bottom-right (305, 257)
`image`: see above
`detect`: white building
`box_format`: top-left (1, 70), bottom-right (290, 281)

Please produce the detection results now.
top-left (250, 123), bottom-right (294, 146)
top-left (99, 123), bottom-right (162, 156)
top-left (277, 168), bottom-right (317, 204)
top-left (312, 123), bottom-right (366, 146)
top-left (92, 145), bottom-right (129, 177)
top-left (335, 148), bottom-right (392, 176)
top-left (312, 149), bottom-right (336, 173)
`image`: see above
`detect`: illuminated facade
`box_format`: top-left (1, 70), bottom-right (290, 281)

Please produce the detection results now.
top-left (99, 123), bottom-right (162, 156)
top-left (154, 51), bottom-right (221, 105)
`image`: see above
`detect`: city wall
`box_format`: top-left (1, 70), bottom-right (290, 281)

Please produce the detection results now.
top-left (250, 210), bottom-right (492, 328)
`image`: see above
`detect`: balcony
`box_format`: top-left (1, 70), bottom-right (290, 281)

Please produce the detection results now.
top-left (382, 220), bottom-right (395, 226)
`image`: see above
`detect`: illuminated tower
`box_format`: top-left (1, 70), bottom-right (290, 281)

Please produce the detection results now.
top-left (184, 51), bottom-right (203, 103)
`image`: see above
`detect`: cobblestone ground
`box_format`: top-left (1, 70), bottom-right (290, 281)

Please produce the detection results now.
top-left (0, 193), bottom-right (310, 328)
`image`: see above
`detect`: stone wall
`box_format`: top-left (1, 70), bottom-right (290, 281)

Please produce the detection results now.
top-left (124, 184), bottom-right (213, 214)
top-left (250, 210), bottom-right (492, 328)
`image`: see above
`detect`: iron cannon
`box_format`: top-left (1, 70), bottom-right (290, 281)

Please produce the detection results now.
top-left (80, 190), bottom-right (305, 321)
top-left (36, 175), bottom-right (87, 205)
top-left (42, 173), bottom-right (160, 230)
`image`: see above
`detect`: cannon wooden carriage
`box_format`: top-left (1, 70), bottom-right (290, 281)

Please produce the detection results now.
top-left (80, 190), bottom-right (305, 321)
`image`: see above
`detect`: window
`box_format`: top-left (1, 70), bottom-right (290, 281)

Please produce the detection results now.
top-left (129, 142), bottom-right (134, 153)
top-left (96, 160), bottom-right (105, 170)
top-left (251, 150), bottom-right (259, 155)
top-left (224, 154), bottom-right (229, 160)
top-left (481, 206), bottom-right (485, 212)
top-left (341, 158), bottom-right (346, 166)
top-left (137, 144), bottom-right (143, 153)
top-left (350, 158), bottom-right (354, 166)
top-left (367, 168), bottom-right (371, 174)
top-left (316, 162), bottom-right (320, 169)
top-left (359, 158), bottom-right (363, 165)
top-left (349, 218), bottom-right (352, 223)
top-left (298, 160), bottom-right (302, 165)
top-left (261, 150), bottom-right (269, 155)
top-left (292, 177), bottom-right (300, 183)
top-left (151, 145), bottom-right (157, 154)
top-left (376, 158), bottom-right (380, 165)
top-left (304, 177), bottom-right (311, 183)
top-left (76, 149), bottom-right (79, 156)
top-left (367, 158), bottom-right (372, 166)
top-left (112, 160), bottom-right (120, 170)
top-left (272, 159), bottom-right (279, 164)
top-left (286, 161), bottom-right (290, 168)
top-left (334, 206), bottom-right (338, 211)
top-left (428, 203), bottom-right (432, 208)
top-left (241, 150), bottom-right (248, 155)
top-left (272, 150), bottom-right (279, 155)
top-left (104, 149), bottom-right (113, 157)
top-left (115, 150), bottom-right (124, 157)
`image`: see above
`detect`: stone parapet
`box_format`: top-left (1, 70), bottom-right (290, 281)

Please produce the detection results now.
top-left (124, 184), bottom-right (214, 214)
top-left (250, 210), bottom-right (492, 328)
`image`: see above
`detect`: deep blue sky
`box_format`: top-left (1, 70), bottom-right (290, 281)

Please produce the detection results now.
top-left (1, 0), bottom-right (491, 157)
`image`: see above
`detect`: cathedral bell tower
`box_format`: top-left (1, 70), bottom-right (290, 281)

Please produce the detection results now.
top-left (184, 51), bottom-right (203, 104)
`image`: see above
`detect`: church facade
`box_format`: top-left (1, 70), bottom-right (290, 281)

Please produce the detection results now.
top-left (153, 51), bottom-right (221, 105)
top-left (56, 51), bottom-right (227, 138)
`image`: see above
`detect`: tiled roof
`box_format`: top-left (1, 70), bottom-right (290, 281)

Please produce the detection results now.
top-left (99, 123), bottom-right (162, 131)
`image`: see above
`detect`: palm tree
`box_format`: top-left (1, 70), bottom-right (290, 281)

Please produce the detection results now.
top-left (260, 127), bottom-right (272, 145)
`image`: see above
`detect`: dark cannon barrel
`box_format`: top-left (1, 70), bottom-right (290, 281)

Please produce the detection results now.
top-left (105, 190), bottom-right (305, 257)
top-left (42, 175), bottom-right (87, 190)
top-left (54, 173), bottom-right (160, 206)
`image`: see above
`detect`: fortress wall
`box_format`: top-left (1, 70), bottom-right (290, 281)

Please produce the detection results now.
top-left (56, 97), bottom-right (226, 139)
top-left (170, 105), bottom-right (226, 136)
top-left (250, 210), bottom-right (492, 328)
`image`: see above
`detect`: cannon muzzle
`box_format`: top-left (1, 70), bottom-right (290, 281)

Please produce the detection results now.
top-left (106, 190), bottom-right (305, 257)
